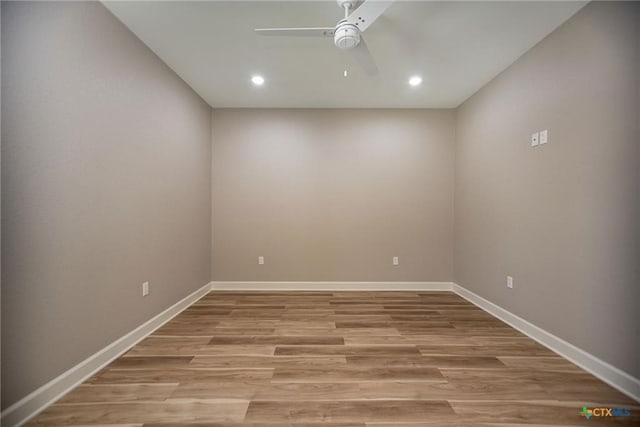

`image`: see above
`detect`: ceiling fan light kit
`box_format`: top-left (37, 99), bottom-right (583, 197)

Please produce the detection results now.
top-left (255, 0), bottom-right (394, 76)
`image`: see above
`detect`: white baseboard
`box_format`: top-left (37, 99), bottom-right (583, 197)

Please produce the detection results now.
top-left (211, 281), bottom-right (454, 291)
top-left (1, 281), bottom-right (214, 427)
top-left (452, 283), bottom-right (640, 403)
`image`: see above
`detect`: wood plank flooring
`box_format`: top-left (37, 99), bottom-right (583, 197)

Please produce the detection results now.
top-left (28, 291), bottom-right (639, 426)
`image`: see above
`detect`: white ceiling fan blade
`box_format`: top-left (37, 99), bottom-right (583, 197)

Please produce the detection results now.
top-left (346, 0), bottom-right (394, 32)
top-left (350, 38), bottom-right (378, 76)
top-left (255, 28), bottom-right (335, 37)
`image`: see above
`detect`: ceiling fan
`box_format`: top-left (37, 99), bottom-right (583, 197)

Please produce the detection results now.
top-left (255, 0), bottom-right (394, 76)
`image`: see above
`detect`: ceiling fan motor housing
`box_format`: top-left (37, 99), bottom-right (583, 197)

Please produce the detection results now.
top-left (334, 22), bottom-right (360, 50)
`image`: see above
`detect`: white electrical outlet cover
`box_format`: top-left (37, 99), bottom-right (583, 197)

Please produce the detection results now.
top-left (531, 132), bottom-right (539, 147)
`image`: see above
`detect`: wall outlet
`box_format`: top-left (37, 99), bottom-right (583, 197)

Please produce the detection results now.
top-left (258, 256), bottom-right (264, 265)
top-left (142, 281), bottom-right (150, 296)
top-left (539, 129), bottom-right (548, 144)
top-left (507, 276), bottom-right (513, 289)
top-left (393, 256), bottom-right (399, 266)
top-left (531, 132), bottom-right (539, 147)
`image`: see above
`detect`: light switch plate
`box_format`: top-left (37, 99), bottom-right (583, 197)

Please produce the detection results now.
top-left (539, 129), bottom-right (548, 144)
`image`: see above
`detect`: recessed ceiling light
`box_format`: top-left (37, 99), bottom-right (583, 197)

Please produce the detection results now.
top-left (408, 76), bottom-right (422, 87)
top-left (251, 75), bottom-right (265, 86)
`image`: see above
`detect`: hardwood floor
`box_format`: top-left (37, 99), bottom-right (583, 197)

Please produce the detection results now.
top-left (28, 291), bottom-right (639, 426)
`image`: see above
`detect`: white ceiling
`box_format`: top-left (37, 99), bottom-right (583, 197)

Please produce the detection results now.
top-left (103, 1), bottom-right (586, 108)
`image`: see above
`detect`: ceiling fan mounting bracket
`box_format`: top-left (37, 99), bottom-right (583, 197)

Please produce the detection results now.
top-left (336, 0), bottom-right (354, 10)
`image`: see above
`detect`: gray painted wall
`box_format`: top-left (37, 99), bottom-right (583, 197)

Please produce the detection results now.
top-left (211, 109), bottom-right (455, 282)
top-left (454, 1), bottom-right (639, 378)
top-left (1, 2), bottom-right (212, 408)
